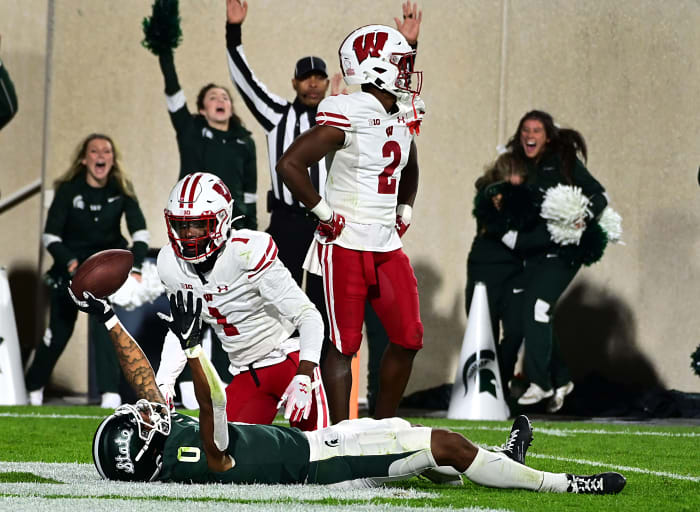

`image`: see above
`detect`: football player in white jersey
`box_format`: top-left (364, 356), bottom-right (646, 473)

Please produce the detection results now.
top-left (276, 24), bottom-right (426, 423)
top-left (156, 172), bottom-right (329, 430)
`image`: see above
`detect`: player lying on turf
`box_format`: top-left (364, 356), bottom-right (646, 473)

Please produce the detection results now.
top-left (70, 286), bottom-right (626, 493)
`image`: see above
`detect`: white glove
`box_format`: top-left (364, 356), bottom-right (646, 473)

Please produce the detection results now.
top-left (277, 374), bottom-right (312, 422)
top-left (158, 383), bottom-right (176, 411)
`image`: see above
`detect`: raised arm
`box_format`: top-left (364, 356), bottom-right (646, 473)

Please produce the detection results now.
top-left (160, 290), bottom-right (233, 472)
top-left (68, 289), bottom-right (164, 403)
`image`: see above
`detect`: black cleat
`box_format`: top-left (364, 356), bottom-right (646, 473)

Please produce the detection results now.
top-left (566, 472), bottom-right (627, 494)
top-left (499, 415), bottom-right (533, 465)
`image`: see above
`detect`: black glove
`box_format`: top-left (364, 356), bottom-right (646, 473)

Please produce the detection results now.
top-left (158, 290), bottom-right (203, 353)
top-left (67, 287), bottom-right (116, 326)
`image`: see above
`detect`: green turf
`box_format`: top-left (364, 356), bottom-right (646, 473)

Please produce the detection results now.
top-left (1, 405), bottom-right (698, 511)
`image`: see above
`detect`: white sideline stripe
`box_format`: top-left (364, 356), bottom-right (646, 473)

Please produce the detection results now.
top-left (0, 462), bottom-right (437, 501)
top-left (449, 424), bottom-right (700, 438)
top-left (529, 453), bottom-right (700, 482)
top-left (0, 413), bottom-right (105, 420)
top-left (0, 498), bottom-right (509, 512)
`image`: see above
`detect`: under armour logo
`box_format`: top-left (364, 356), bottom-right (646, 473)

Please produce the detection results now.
top-left (324, 438), bottom-right (340, 448)
top-left (217, 285), bottom-right (228, 292)
top-left (298, 383), bottom-right (309, 395)
top-left (397, 116), bottom-right (405, 124)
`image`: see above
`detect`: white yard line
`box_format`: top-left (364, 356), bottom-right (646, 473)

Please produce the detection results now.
top-left (528, 453), bottom-right (700, 482)
top-left (449, 424), bottom-right (700, 438)
top-left (0, 497), bottom-right (509, 512)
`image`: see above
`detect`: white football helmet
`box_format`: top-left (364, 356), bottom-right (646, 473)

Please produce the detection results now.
top-left (164, 172), bottom-right (233, 263)
top-left (339, 24), bottom-right (422, 96)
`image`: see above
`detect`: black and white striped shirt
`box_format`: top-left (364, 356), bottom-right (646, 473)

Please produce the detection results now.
top-left (226, 24), bottom-right (327, 211)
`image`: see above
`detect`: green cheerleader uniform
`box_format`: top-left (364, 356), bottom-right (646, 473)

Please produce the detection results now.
top-left (25, 173), bottom-right (148, 395)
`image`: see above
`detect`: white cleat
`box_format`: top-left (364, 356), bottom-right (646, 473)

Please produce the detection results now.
top-left (517, 383), bottom-right (554, 405)
top-left (100, 392), bottom-right (122, 409)
top-left (28, 388), bottom-right (44, 406)
top-left (546, 381), bottom-right (575, 413)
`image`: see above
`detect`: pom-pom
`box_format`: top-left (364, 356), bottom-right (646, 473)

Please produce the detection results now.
top-left (598, 206), bottom-right (624, 244)
top-left (558, 222), bottom-right (608, 267)
top-left (142, 0), bottom-right (183, 56)
top-left (692, 345), bottom-right (700, 377)
top-left (541, 184), bottom-right (591, 245)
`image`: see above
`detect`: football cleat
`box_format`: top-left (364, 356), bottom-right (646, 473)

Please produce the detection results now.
top-left (546, 381), bottom-right (575, 413)
top-left (497, 415), bottom-right (533, 465)
top-left (566, 472), bottom-right (626, 494)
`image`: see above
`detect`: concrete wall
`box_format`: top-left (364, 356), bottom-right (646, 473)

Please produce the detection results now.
top-left (1, 0), bottom-right (698, 398)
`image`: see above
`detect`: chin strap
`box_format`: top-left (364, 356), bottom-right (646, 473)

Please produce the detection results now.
top-left (399, 92), bottom-right (425, 135)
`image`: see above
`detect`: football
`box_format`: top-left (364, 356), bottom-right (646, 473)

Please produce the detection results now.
top-left (69, 249), bottom-right (134, 299)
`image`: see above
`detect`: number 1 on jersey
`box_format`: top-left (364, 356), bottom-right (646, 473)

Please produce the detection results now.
top-left (208, 306), bottom-right (240, 336)
top-left (378, 141), bottom-right (401, 194)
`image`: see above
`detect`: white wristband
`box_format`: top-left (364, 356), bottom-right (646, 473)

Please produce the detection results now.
top-left (311, 198), bottom-right (333, 222)
top-left (104, 315), bottom-right (119, 330)
top-left (184, 344), bottom-right (203, 359)
top-left (396, 204), bottom-right (413, 224)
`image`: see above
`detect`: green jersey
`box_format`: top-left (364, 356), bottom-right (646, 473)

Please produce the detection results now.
top-left (159, 413), bottom-right (310, 484)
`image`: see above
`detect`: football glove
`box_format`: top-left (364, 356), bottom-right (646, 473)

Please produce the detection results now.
top-left (277, 374), bottom-right (313, 422)
top-left (395, 204), bottom-right (412, 238)
top-left (395, 215), bottom-right (410, 237)
top-left (68, 287), bottom-right (116, 327)
top-left (317, 212), bottom-right (346, 242)
top-left (157, 291), bottom-right (203, 357)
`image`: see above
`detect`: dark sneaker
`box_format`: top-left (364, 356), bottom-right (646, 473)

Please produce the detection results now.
top-left (566, 472), bottom-right (627, 494)
top-left (498, 415), bottom-right (533, 464)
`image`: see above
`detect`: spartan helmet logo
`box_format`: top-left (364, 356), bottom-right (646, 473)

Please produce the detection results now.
top-left (461, 349), bottom-right (499, 398)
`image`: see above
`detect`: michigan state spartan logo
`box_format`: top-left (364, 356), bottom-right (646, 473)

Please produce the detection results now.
top-left (461, 349), bottom-right (498, 398)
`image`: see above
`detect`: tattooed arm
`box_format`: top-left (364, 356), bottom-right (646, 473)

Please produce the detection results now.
top-left (68, 288), bottom-right (165, 404)
top-left (107, 322), bottom-right (165, 403)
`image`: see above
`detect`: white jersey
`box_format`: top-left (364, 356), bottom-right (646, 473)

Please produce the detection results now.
top-left (315, 91), bottom-right (415, 251)
top-left (157, 230), bottom-right (323, 370)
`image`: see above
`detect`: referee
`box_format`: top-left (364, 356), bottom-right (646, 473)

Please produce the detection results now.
top-left (224, 4), bottom-right (331, 337)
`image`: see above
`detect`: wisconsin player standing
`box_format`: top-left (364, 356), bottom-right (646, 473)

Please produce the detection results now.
top-left (277, 25), bottom-right (426, 422)
top-left (156, 172), bottom-right (329, 430)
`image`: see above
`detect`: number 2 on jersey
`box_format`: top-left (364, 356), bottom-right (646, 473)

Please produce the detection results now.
top-left (378, 141), bottom-right (401, 194)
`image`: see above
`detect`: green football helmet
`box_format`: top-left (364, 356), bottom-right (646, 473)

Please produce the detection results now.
top-left (92, 399), bottom-right (171, 481)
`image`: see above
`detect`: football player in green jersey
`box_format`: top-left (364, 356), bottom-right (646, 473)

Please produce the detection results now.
top-left (70, 286), bottom-right (626, 494)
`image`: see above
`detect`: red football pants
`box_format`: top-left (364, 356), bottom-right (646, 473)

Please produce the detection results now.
top-left (224, 350), bottom-right (329, 431)
top-left (318, 244), bottom-right (423, 355)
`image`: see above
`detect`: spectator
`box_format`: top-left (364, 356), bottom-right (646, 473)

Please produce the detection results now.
top-left (501, 110), bottom-right (608, 412)
top-left (276, 23), bottom-right (426, 422)
top-left (143, 0), bottom-right (258, 230)
top-left (25, 133), bottom-right (149, 408)
top-left (0, 35), bottom-right (18, 130)
top-left (466, 152), bottom-right (529, 395)
top-left (142, 0), bottom-right (258, 405)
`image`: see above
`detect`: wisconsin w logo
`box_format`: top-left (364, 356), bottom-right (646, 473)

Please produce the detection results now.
top-left (353, 32), bottom-right (388, 63)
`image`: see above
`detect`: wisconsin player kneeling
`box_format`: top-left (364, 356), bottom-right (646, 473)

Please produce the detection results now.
top-left (76, 287), bottom-right (625, 494)
top-left (156, 172), bottom-right (329, 430)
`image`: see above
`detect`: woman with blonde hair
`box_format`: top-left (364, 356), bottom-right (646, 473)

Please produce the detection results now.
top-left (25, 133), bottom-right (150, 408)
